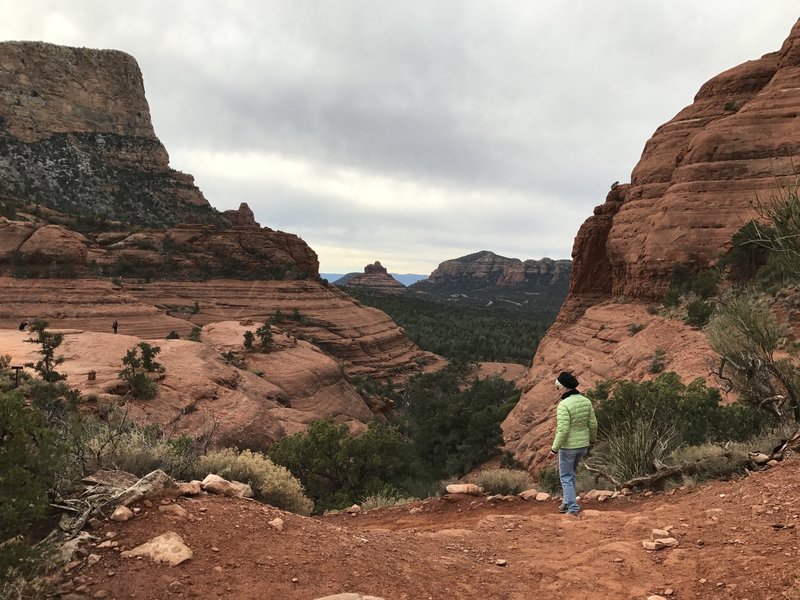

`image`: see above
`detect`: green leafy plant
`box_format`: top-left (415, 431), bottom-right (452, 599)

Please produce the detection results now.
top-left (188, 325), bottom-right (202, 342)
top-left (24, 320), bottom-right (65, 382)
top-left (243, 330), bottom-right (254, 350)
top-left (255, 324), bottom-right (273, 351)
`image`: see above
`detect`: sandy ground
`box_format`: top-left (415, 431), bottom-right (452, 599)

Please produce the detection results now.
top-left (57, 457), bottom-right (800, 600)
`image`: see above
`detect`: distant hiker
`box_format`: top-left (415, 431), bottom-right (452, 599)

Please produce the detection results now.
top-left (18, 320), bottom-right (28, 331)
top-left (549, 371), bottom-right (597, 516)
top-left (112, 319), bottom-right (118, 334)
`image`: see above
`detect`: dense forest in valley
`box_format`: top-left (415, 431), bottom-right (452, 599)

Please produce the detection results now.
top-left (346, 288), bottom-right (560, 364)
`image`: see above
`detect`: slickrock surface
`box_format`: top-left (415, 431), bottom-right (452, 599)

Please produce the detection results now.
top-left (503, 301), bottom-right (723, 468)
top-left (504, 17), bottom-right (800, 465)
top-left (0, 277), bottom-right (440, 381)
top-left (339, 261), bottom-right (406, 295)
top-left (127, 279), bottom-right (441, 380)
top-left (66, 457), bottom-right (800, 599)
top-left (0, 41), bottom-right (218, 226)
top-left (0, 320), bottom-right (375, 447)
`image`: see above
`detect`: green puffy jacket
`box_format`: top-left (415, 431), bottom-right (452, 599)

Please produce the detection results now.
top-left (551, 390), bottom-right (598, 451)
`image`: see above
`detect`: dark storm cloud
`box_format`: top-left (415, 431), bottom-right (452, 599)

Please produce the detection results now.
top-left (2, 1), bottom-right (798, 271)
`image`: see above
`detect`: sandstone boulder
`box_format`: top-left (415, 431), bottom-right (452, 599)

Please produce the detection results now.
top-left (200, 474), bottom-right (254, 498)
top-left (18, 224), bottom-right (87, 265)
top-left (120, 532), bottom-right (192, 566)
top-left (445, 483), bottom-right (483, 496)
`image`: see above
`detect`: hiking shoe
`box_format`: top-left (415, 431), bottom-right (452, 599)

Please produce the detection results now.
top-left (557, 504), bottom-right (569, 514)
top-left (568, 508), bottom-right (581, 516)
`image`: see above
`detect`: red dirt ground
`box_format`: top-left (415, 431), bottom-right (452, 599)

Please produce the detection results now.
top-left (63, 457), bottom-right (799, 600)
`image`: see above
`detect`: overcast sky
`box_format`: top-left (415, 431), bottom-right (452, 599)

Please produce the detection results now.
top-left (2, 2), bottom-right (798, 274)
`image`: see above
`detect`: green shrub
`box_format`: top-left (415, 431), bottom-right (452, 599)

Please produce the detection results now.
top-left (649, 348), bottom-right (667, 374)
top-left (24, 320), bottom-right (65, 382)
top-left (255, 324), bottom-right (273, 351)
top-left (685, 298), bottom-right (714, 327)
top-left (119, 343), bottom-right (163, 399)
top-left (629, 323), bottom-right (645, 335)
top-left (477, 468), bottom-right (534, 495)
top-left (361, 492), bottom-right (415, 511)
top-left (243, 330), bottom-right (254, 350)
top-left (221, 351), bottom-right (246, 369)
top-left (268, 420), bottom-right (419, 513)
top-left (0, 391), bottom-right (67, 540)
top-left (588, 419), bottom-right (678, 482)
top-left (536, 465), bottom-right (561, 495)
top-left (166, 331), bottom-right (180, 340)
top-left (188, 326), bottom-right (202, 342)
top-left (668, 443), bottom-right (751, 482)
top-left (197, 448), bottom-right (313, 515)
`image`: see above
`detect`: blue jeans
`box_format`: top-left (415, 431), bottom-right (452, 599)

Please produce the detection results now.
top-left (559, 447), bottom-right (588, 513)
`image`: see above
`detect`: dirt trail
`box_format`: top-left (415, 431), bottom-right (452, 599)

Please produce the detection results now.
top-left (70, 458), bottom-right (799, 600)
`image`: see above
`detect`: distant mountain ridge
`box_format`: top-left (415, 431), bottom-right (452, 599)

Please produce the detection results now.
top-left (322, 272), bottom-right (427, 286)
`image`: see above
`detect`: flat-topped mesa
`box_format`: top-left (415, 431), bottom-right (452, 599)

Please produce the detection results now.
top-left (0, 41), bottom-right (219, 226)
top-left (418, 251), bottom-right (571, 288)
top-left (341, 261), bottom-right (406, 295)
top-left (586, 16), bottom-right (800, 301)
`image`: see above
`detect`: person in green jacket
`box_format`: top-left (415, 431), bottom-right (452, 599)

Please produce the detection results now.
top-left (549, 371), bottom-right (597, 515)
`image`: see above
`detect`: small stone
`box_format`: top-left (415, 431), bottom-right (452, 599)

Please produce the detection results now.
top-left (132, 507), bottom-right (141, 514)
top-left (87, 553), bottom-right (101, 565)
top-left (211, 547), bottom-right (220, 552)
top-left (64, 560), bottom-right (82, 572)
top-left (654, 537), bottom-right (679, 548)
top-left (699, 578), bottom-right (707, 584)
top-left (94, 591), bottom-right (110, 599)
top-left (534, 492), bottom-right (550, 502)
top-left (647, 596), bottom-right (667, 600)
top-left (110, 506), bottom-right (134, 522)
top-left (612, 558), bottom-right (623, 563)
top-left (642, 540), bottom-right (666, 551)
top-left (107, 571), bottom-right (115, 577)
top-left (644, 491), bottom-right (654, 498)
top-left (445, 483), bottom-right (483, 496)
top-left (409, 507), bottom-right (423, 514)
top-left (104, 531), bottom-right (117, 539)
top-left (213, 566), bottom-right (223, 573)
top-left (664, 588), bottom-right (674, 595)
top-left (518, 489), bottom-right (539, 501)
top-left (291, 577), bottom-right (299, 583)
top-left (143, 500), bottom-right (154, 508)
top-left (495, 559), bottom-right (507, 566)
top-left (345, 504), bottom-right (362, 515)
top-left (168, 580), bottom-right (185, 593)
top-left (651, 529), bottom-right (671, 540)
top-left (87, 518), bottom-right (103, 530)
top-left (159, 504), bottom-right (189, 518)
top-left (268, 518), bottom-right (284, 531)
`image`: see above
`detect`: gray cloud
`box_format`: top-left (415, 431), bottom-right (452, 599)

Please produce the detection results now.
top-left (1, 1), bottom-right (798, 272)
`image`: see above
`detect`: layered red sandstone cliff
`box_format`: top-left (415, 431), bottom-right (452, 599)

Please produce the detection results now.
top-left (503, 17), bottom-right (800, 468)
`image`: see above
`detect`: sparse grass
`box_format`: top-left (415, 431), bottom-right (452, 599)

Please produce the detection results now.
top-left (477, 468), bottom-right (534, 495)
top-left (629, 323), bottom-right (645, 335)
top-left (361, 493), bottom-right (416, 511)
top-left (536, 465), bottom-right (561, 495)
top-left (437, 476), bottom-right (459, 496)
top-left (197, 448), bottom-right (314, 515)
top-left (667, 443), bottom-right (750, 482)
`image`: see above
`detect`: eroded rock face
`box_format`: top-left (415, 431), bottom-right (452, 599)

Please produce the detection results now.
top-left (221, 203), bottom-right (259, 227)
top-left (582, 18), bottom-right (800, 301)
top-left (503, 18), bottom-right (800, 467)
top-left (17, 224), bottom-right (87, 265)
top-left (341, 261), bottom-right (406, 295)
top-left (0, 41), bottom-right (218, 226)
top-left (418, 251), bottom-right (571, 288)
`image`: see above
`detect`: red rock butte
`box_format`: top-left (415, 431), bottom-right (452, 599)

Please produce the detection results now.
top-left (503, 17), bottom-right (800, 467)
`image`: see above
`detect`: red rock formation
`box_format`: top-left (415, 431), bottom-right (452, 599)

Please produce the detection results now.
top-left (420, 251), bottom-right (571, 287)
top-left (222, 203), bottom-right (259, 227)
top-left (341, 261), bottom-right (406, 295)
top-left (503, 17), bottom-right (800, 468)
top-left (0, 41), bottom-right (217, 226)
top-left (603, 18), bottom-right (800, 300)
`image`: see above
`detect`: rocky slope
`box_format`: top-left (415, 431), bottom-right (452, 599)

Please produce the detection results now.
top-left (0, 42), bottom-right (220, 226)
top-left (336, 261), bottom-right (406, 295)
top-left (0, 277), bottom-right (440, 382)
top-left (61, 456), bottom-right (800, 599)
top-left (1, 323), bottom-right (375, 447)
top-left (503, 16), bottom-right (800, 467)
